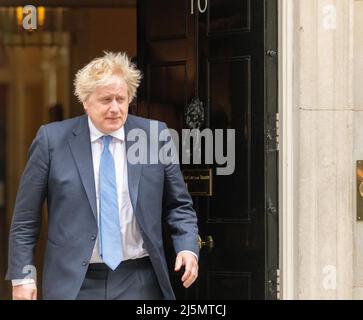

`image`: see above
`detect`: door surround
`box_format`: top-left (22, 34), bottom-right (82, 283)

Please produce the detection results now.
top-left (278, 0), bottom-right (296, 300)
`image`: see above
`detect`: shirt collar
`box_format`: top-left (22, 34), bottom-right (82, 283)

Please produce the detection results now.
top-left (88, 116), bottom-right (125, 143)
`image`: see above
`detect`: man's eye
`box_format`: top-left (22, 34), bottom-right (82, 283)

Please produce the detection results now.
top-left (116, 97), bottom-right (125, 103)
top-left (102, 98), bottom-right (111, 103)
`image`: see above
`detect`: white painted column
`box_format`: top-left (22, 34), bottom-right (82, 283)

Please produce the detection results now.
top-left (279, 0), bottom-right (298, 300)
top-left (352, 0), bottom-right (363, 299)
top-left (292, 0), bottom-right (354, 299)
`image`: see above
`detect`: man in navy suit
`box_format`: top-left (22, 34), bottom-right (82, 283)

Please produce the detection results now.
top-left (6, 52), bottom-right (199, 300)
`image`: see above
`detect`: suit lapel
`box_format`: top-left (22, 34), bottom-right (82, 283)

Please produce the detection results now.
top-left (68, 115), bottom-right (98, 221)
top-left (124, 116), bottom-right (143, 214)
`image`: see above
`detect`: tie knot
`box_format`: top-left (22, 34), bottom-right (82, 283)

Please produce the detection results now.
top-left (102, 135), bottom-right (112, 148)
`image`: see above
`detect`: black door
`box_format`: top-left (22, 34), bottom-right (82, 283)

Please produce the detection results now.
top-left (137, 0), bottom-right (278, 300)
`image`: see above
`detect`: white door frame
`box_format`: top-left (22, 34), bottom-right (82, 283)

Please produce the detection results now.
top-left (278, 0), bottom-right (296, 300)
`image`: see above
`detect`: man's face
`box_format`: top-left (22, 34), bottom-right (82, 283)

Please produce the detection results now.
top-left (83, 77), bottom-right (129, 134)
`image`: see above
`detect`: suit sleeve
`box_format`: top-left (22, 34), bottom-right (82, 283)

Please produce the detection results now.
top-left (6, 125), bottom-right (49, 280)
top-left (160, 122), bottom-right (200, 258)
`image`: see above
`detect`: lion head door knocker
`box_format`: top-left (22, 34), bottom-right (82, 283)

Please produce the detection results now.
top-left (184, 98), bottom-right (205, 158)
top-left (184, 97), bottom-right (205, 129)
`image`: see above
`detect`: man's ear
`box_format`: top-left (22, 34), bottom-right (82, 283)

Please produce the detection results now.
top-left (83, 102), bottom-right (88, 114)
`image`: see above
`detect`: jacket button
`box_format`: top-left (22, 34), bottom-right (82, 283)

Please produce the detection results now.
top-left (82, 261), bottom-right (88, 266)
top-left (91, 234), bottom-right (96, 240)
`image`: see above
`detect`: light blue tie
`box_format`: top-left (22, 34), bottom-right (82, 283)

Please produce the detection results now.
top-left (99, 135), bottom-right (123, 270)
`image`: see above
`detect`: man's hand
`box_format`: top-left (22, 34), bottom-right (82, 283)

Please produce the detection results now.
top-left (174, 251), bottom-right (198, 288)
top-left (12, 283), bottom-right (37, 300)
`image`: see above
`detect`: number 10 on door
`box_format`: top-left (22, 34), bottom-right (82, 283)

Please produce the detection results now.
top-left (191, 0), bottom-right (208, 14)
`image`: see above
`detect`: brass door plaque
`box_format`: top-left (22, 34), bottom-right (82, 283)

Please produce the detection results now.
top-left (357, 161), bottom-right (363, 221)
top-left (183, 169), bottom-right (212, 196)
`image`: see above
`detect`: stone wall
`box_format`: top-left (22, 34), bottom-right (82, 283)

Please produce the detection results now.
top-left (353, 0), bottom-right (363, 299)
top-left (293, 0), bottom-right (355, 299)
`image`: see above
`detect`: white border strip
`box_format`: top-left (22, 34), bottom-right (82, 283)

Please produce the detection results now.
top-left (279, 0), bottom-right (296, 299)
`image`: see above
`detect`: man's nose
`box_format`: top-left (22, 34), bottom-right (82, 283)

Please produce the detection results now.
top-left (109, 99), bottom-right (119, 112)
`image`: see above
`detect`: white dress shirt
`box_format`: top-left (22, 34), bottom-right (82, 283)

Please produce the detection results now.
top-left (88, 117), bottom-right (148, 262)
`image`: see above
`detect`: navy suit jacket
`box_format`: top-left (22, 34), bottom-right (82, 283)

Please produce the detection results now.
top-left (6, 114), bottom-right (199, 299)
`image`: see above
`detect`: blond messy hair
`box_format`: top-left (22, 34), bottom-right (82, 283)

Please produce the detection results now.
top-left (74, 51), bottom-right (142, 103)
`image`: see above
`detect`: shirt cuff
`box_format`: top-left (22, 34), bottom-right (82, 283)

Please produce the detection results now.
top-left (178, 250), bottom-right (198, 261)
top-left (12, 279), bottom-right (36, 286)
